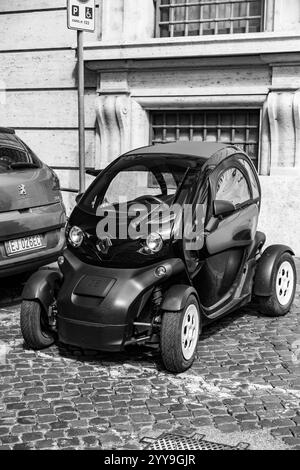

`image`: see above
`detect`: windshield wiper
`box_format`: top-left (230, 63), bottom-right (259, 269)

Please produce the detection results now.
top-left (10, 162), bottom-right (39, 169)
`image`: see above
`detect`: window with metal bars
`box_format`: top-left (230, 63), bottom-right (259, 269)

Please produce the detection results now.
top-left (150, 110), bottom-right (260, 169)
top-left (155, 0), bottom-right (264, 37)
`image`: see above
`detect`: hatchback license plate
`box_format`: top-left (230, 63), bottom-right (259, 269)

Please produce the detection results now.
top-left (5, 235), bottom-right (45, 256)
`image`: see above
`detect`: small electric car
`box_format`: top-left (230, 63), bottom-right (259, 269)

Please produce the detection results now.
top-left (20, 143), bottom-right (297, 373)
top-left (0, 127), bottom-right (66, 278)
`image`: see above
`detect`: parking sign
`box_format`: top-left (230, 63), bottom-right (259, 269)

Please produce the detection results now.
top-left (67, 0), bottom-right (95, 32)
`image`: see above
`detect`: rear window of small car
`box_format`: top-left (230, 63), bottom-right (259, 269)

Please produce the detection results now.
top-left (239, 158), bottom-right (260, 200)
top-left (0, 146), bottom-right (36, 173)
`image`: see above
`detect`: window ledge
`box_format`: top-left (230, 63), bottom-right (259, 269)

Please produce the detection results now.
top-left (84, 32), bottom-right (300, 64)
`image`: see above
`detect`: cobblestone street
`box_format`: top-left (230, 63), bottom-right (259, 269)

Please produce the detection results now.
top-left (0, 262), bottom-right (299, 451)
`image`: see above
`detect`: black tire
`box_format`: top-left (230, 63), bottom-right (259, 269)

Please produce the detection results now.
top-left (257, 253), bottom-right (297, 317)
top-left (160, 295), bottom-right (201, 373)
top-left (20, 300), bottom-right (55, 350)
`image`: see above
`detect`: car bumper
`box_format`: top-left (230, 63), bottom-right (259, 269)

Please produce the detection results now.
top-left (57, 250), bottom-right (184, 351)
top-left (58, 316), bottom-right (127, 352)
top-left (0, 202), bottom-right (66, 278)
top-left (0, 227), bottom-right (66, 278)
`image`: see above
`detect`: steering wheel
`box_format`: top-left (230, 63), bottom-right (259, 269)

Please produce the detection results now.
top-left (134, 195), bottom-right (164, 205)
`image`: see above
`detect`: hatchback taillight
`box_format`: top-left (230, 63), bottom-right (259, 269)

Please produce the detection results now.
top-left (51, 169), bottom-right (60, 191)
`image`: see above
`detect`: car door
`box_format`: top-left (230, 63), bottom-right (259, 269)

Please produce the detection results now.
top-left (196, 158), bottom-right (259, 314)
top-left (176, 169), bottom-right (208, 276)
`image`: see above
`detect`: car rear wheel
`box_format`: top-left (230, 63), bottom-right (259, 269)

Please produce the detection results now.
top-left (257, 253), bottom-right (297, 317)
top-left (160, 295), bottom-right (201, 373)
top-left (20, 300), bottom-right (55, 350)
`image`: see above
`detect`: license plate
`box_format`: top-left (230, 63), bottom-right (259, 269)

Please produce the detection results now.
top-left (5, 235), bottom-right (45, 256)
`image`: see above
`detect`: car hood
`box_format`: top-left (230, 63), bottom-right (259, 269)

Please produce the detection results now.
top-left (68, 203), bottom-right (177, 268)
top-left (93, 200), bottom-right (177, 241)
top-left (0, 166), bottom-right (61, 212)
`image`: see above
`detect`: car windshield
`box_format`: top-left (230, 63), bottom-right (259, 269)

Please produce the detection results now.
top-left (0, 146), bottom-right (35, 173)
top-left (79, 154), bottom-right (205, 215)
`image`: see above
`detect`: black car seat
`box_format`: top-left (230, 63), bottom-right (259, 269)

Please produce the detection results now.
top-left (248, 231), bottom-right (266, 260)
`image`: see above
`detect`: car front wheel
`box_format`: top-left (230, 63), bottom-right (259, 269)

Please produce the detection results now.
top-left (160, 295), bottom-right (201, 373)
top-left (257, 253), bottom-right (297, 317)
top-left (20, 300), bottom-right (55, 350)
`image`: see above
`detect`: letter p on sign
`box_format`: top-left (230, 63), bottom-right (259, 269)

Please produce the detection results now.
top-left (72, 5), bottom-right (80, 16)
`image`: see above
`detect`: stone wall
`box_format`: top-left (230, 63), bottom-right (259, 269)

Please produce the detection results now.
top-left (0, 0), bottom-right (100, 211)
top-left (0, 0), bottom-right (300, 253)
top-left (85, 0), bottom-right (300, 254)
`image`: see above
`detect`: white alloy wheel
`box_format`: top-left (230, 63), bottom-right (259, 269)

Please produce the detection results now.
top-left (181, 304), bottom-right (200, 361)
top-left (276, 261), bottom-right (295, 307)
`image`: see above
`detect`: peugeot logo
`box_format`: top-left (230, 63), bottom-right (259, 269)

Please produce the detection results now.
top-left (97, 237), bottom-right (112, 255)
top-left (18, 184), bottom-right (27, 196)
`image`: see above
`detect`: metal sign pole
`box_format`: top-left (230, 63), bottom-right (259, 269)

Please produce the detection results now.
top-left (77, 29), bottom-right (85, 193)
top-left (68, 0), bottom-right (95, 194)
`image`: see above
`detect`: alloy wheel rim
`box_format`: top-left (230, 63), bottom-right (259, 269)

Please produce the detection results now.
top-left (276, 261), bottom-right (295, 307)
top-left (181, 304), bottom-right (199, 361)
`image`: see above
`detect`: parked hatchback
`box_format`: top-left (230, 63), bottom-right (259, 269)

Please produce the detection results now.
top-left (0, 127), bottom-right (66, 277)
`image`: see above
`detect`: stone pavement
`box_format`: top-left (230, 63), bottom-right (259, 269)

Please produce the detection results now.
top-left (0, 262), bottom-right (299, 451)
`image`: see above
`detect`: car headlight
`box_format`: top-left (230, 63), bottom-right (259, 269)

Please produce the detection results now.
top-left (145, 232), bottom-right (163, 253)
top-left (68, 226), bottom-right (84, 248)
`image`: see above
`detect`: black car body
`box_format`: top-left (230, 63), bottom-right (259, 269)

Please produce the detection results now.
top-left (21, 143), bottom-right (297, 372)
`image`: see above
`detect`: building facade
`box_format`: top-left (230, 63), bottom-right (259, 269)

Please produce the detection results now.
top-left (0, 0), bottom-right (300, 252)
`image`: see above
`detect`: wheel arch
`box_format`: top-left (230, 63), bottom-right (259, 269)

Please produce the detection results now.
top-left (254, 245), bottom-right (295, 297)
top-left (161, 285), bottom-right (199, 312)
top-left (22, 268), bottom-right (63, 313)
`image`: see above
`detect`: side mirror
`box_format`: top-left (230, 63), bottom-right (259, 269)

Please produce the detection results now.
top-left (75, 192), bottom-right (83, 204)
top-left (214, 200), bottom-right (236, 218)
top-left (86, 169), bottom-right (102, 177)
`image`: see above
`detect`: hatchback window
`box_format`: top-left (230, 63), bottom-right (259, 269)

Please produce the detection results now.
top-left (0, 146), bottom-right (31, 173)
top-left (216, 167), bottom-right (251, 206)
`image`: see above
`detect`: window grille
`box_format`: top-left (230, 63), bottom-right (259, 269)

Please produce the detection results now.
top-left (150, 109), bottom-right (260, 168)
top-left (155, 0), bottom-right (264, 37)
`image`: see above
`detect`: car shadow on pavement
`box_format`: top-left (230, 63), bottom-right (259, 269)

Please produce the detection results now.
top-left (55, 340), bottom-right (164, 369)
top-left (20, 297), bottom-right (299, 371)
top-left (40, 305), bottom-right (262, 371)
top-left (0, 272), bottom-right (33, 308)
top-left (200, 304), bottom-right (262, 338)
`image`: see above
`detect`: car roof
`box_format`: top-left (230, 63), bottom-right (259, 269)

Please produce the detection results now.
top-left (126, 142), bottom-right (238, 160)
top-left (0, 127), bottom-right (15, 135)
top-left (0, 128), bottom-right (25, 151)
